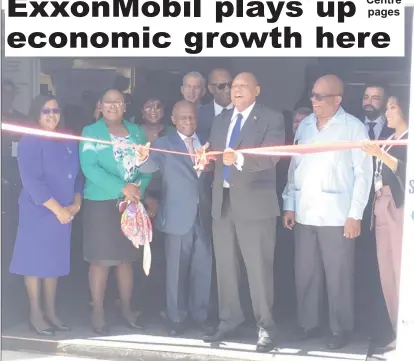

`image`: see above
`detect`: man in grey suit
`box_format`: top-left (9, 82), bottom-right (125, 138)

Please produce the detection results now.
top-left (202, 72), bottom-right (285, 353)
top-left (136, 100), bottom-right (213, 337)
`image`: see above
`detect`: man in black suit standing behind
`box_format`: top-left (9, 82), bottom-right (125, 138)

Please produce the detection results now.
top-left (203, 72), bottom-right (285, 353)
top-left (355, 81), bottom-right (394, 340)
top-left (197, 68), bottom-right (233, 140)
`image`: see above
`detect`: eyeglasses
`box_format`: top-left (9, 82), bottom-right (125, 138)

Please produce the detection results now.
top-left (211, 82), bottom-right (231, 91)
top-left (309, 92), bottom-right (341, 101)
top-left (41, 108), bottom-right (60, 115)
top-left (144, 102), bottom-right (162, 111)
top-left (102, 100), bottom-right (124, 107)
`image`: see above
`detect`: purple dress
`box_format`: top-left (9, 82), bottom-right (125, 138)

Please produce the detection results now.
top-left (9, 135), bottom-right (82, 278)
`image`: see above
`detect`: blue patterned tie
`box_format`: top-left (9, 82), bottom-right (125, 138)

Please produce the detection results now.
top-left (222, 113), bottom-right (243, 183)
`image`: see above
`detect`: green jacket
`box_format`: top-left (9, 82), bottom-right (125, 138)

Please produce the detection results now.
top-left (79, 119), bottom-right (152, 201)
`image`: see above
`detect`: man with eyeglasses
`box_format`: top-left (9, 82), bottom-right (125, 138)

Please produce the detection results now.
top-left (282, 75), bottom-right (373, 349)
top-left (198, 68), bottom-right (233, 140)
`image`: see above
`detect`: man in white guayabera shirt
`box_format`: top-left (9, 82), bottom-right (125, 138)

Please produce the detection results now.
top-left (282, 75), bottom-right (373, 350)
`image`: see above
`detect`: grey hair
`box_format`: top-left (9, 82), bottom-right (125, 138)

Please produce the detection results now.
top-left (183, 71), bottom-right (206, 89)
top-left (293, 107), bottom-right (312, 118)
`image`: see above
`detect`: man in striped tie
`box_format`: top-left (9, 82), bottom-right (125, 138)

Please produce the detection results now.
top-left (202, 72), bottom-right (285, 353)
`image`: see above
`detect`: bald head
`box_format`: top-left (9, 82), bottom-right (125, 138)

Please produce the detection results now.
top-left (208, 68), bottom-right (232, 107)
top-left (171, 100), bottom-right (197, 137)
top-left (231, 72), bottom-right (260, 111)
top-left (311, 74), bottom-right (344, 122)
top-left (172, 100), bottom-right (196, 117)
top-left (208, 68), bottom-right (231, 83)
top-left (315, 74), bottom-right (344, 97)
top-left (234, 72), bottom-right (259, 86)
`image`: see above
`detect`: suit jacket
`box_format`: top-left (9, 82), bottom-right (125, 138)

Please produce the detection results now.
top-left (138, 131), bottom-right (212, 236)
top-left (197, 101), bottom-right (215, 141)
top-left (378, 123), bottom-right (394, 141)
top-left (209, 103), bottom-right (285, 221)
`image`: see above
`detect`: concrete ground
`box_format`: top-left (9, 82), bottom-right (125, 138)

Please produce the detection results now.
top-left (0, 207), bottom-right (391, 361)
top-left (2, 351), bottom-right (114, 361)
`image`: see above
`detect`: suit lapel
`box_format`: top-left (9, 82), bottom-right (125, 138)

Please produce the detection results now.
top-left (234, 104), bottom-right (261, 149)
top-left (209, 101), bottom-right (215, 118)
top-left (219, 111), bottom-right (232, 151)
top-left (168, 132), bottom-right (197, 177)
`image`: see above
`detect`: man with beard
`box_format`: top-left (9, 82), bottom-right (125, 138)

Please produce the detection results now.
top-left (355, 82), bottom-right (394, 341)
top-left (362, 82), bottom-right (393, 141)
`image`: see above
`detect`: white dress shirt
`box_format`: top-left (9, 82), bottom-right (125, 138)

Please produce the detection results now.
top-left (213, 100), bottom-right (233, 116)
top-left (223, 102), bottom-right (255, 188)
top-left (282, 107), bottom-right (373, 227)
top-left (364, 115), bottom-right (386, 140)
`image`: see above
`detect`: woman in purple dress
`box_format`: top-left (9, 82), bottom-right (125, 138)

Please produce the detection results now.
top-left (9, 95), bottom-right (82, 335)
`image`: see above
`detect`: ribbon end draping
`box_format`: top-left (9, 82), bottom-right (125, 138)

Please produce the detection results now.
top-left (143, 242), bottom-right (152, 276)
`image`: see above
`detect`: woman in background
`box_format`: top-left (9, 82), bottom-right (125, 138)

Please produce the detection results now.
top-left (10, 95), bottom-right (82, 335)
top-left (79, 89), bottom-right (151, 335)
top-left (362, 95), bottom-right (409, 347)
top-left (136, 97), bottom-right (174, 318)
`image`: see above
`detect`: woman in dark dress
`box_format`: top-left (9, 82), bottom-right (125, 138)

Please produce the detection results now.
top-left (79, 89), bottom-right (151, 335)
top-left (9, 95), bottom-right (82, 335)
top-left (362, 95), bottom-right (408, 346)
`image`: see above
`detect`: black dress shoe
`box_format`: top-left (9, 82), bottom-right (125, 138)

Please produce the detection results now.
top-left (327, 332), bottom-right (347, 349)
top-left (203, 328), bottom-right (233, 343)
top-left (293, 327), bottom-right (323, 341)
top-left (168, 322), bottom-right (186, 337)
top-left (52, 324), bottom-right (71, 332)
top-left (198, 321), bottom-right (215, 335)
top-left (123, 318), bottom-right (144, 330)
top-left (45, 318), bottom-right (71, 332)
top-left (29, 323), bottom-right (55, 336)
top-left (256, 327), bottom-right (276, 353)
top-left (93, 325), bottom-right (110, 336)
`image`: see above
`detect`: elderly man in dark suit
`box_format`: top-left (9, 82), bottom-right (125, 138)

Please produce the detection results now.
top-left (136, 100), bottom-right (213, 337)
top-left (202, 72), bottom-right (285, 353)
top-left (197, 68), bottom-right (233, 140)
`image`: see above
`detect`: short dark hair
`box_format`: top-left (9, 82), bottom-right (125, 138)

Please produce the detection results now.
top-left (364, 81), bottom-right (390, 99)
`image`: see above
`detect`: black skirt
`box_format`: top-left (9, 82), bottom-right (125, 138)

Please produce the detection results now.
top-left (83, 199), bottom-right (140, 265)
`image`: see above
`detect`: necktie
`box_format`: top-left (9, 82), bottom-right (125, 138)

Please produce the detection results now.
top-left (185, 137), bottom-right (195, 165)
top-left (367, 122), bottom-right (376, 140)
top-left (222, 113), bottom-right (243, 183)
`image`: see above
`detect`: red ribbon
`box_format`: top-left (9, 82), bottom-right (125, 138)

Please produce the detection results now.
top-left (2, 122), bottom-right (408, 171)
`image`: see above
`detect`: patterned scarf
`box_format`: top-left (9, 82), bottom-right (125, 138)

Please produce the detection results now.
top-left (119, 201), bottom-right (152, 275)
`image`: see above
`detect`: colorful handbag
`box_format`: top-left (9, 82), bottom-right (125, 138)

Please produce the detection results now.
top-left (119, 200), bottom-right (152, 275)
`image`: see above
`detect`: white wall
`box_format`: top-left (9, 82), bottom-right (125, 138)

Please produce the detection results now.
top-left (2, 58), bottom-right (40, 116)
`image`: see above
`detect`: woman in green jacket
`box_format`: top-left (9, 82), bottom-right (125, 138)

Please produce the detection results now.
top-left (79, 89), bottom-right (151, 335)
